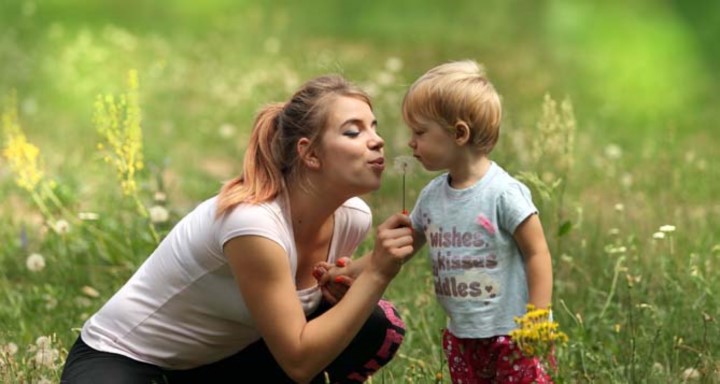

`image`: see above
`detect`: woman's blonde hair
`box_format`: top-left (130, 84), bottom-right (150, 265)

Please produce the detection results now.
top-left (216, 75), bottom-right (372, 217)
top-left (402, 59), bottom-right (502, 154)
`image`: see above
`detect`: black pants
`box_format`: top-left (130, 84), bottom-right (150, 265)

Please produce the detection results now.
top-left (60, 300), bottom-right (405, 384)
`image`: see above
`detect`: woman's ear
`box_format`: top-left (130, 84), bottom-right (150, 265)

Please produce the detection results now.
top-left (297, 138), bottom-right (321, 169)
top-left (454, 121), bottom-right (471, 145)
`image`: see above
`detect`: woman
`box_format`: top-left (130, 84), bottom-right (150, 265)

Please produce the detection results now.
top-left (60, 74), bottom-right (414, 383)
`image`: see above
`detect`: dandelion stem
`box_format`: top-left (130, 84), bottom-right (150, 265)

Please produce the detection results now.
top-left (402, 171), bottom-right (406, 213)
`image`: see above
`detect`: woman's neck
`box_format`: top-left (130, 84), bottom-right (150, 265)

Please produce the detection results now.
top-left (286, 184), bottom-right (341, 239)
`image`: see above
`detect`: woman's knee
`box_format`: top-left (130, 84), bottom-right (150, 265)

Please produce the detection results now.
top-left (372, 299), bottom-right (405, 362)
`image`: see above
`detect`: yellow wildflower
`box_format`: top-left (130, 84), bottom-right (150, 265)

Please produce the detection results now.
top-left (509, 304), bottom-right (569, 363)
top-left (94, 69), bottom-right (144, 196)
top-left (2, 91), bottom-right (45, 191)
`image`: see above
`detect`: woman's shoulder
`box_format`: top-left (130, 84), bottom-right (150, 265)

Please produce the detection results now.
top-left (340, 196), bottom-right (371, 215)
top-left (218, 197), bottom-right (287, 229)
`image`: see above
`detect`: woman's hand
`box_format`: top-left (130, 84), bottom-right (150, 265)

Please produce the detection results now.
top-left (367, 213), bottom-right (414, 281)
top-left (312, 257), bottom-right (355, 304)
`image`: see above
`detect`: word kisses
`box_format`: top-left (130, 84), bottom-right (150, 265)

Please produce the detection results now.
top-left (431, 251), bottom-right (498, 276)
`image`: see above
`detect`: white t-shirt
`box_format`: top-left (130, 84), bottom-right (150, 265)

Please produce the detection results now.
top-left (409, 162), bottom-right (537, 338)
top-left (81, 194), bottom-right (372, 369)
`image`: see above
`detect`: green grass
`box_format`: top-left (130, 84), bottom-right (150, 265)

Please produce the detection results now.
top-left (2, 1), bottom-right (719, 383)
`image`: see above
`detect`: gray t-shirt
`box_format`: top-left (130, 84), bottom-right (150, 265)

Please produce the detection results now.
top-left (410, 162), bottom-right (537, 338)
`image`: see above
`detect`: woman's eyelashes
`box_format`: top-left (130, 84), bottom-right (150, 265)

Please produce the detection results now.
top-left (343, 130), bottom-right (360, 138)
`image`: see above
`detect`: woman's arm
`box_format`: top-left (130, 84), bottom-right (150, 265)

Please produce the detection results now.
top-left (513, 213), bottom-right (553, 309)
top-left (225, 213), bottom-right (413, 383)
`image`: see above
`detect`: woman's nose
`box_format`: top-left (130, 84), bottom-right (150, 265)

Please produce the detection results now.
top-left (369, 131), bottom-right (384, 149)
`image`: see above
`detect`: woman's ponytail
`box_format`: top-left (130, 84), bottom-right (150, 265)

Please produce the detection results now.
top-left (216, 103), bottom-right (285, 216)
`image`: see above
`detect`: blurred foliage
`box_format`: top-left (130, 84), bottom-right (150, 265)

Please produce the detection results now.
top-left (1, 1), bottom-right (719, 381)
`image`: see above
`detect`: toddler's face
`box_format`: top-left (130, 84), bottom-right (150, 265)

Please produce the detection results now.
top-left (407, 120), bottom-right (456, 172)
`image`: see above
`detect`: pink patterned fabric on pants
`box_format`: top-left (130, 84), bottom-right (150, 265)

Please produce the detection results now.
top-left (442, 329), bottom-right (554, 384)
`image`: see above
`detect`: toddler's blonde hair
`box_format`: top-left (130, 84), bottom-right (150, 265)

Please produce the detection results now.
top-left (402, 59), bottom-right (502, 154)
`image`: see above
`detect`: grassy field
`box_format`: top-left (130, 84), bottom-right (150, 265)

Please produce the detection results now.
top-left (1, 1), bottom-right (719, 382)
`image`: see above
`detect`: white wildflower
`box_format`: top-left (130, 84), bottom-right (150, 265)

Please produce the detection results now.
top-left (149, 205), bottom-right (169, 224)
top-left (682, 367), bottom-right (700, 380)
top-left (651, 362), bottom-right (664, 375)
top-left (604, 144), bottom-right (622, 160)
top-left (385, 57), bottom-right (403, 73)
top-left (620, 173), bottom-right (633, 188)
top-left (43, 294), bottom-right (57, 310)
top-left (614, 203), bottom-right (624, 212)
top-left (26, 253), bottom-right (46, 272)
top-left (659, 225), bottom-right (676, 233)
top-left (81, 285), bottom-right (100, 298)
top-left (218, 123), bottom-right (236, 139)
top-left (375, 71), bottom-right (394, 86)
top-left (652, 232), bottom-right (665, 240)
top-left (78, 211), bottom-right (99, 220)
top-left (52, 219), bottom-right (70, 235)
top-left (153, 191), bottom-right (167, 203)
top-left (75, 296), bottom-right (93, 308)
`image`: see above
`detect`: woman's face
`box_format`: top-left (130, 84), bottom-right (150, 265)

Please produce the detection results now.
top-left (316, 96), bottom-right (385, 196)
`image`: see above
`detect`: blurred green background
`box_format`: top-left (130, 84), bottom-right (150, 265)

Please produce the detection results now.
top-left (2, 1), bottom-right (718, 148)
top-left (2, 0), bottom-right (718, 217)
top-left (2, 1), bottom-right (719, 381)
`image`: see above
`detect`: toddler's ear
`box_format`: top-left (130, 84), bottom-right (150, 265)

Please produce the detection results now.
top-left (454, 121), bottom-right (471, 145)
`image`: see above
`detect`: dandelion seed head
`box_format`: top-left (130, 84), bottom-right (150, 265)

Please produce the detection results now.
top-left (3, 342), bottom-right (18, 355)
top-left (393, 155), bottom-right (416, 174)
top-left (26, 253), bottom-right (46, 272)
top-left (34, 348), bottom-right (59, 368)
top-left (35, 336), bottom-right (51, 348)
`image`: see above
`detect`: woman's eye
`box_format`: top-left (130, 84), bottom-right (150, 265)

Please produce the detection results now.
top-left (343, 131), bottom-right (360, 138)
